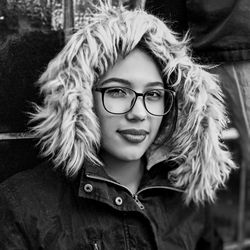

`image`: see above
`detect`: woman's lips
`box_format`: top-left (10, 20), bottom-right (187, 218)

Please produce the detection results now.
top-left (117, 129), bottom-right (149, 143)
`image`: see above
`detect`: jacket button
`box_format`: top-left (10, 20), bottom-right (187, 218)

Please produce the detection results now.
top-left (84, 183), bottom-right (93, 193)
top-left (115, 197), bottom-right (123, 206)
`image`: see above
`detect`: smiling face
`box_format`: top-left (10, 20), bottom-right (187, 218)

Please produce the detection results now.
top-left (93, 48), bottom-right (164, 162)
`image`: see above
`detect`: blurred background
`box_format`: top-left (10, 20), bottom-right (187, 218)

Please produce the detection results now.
top-left (0, 0), bottom-right (249, 249)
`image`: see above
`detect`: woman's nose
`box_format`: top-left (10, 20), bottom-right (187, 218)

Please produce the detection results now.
top-left (126, 97), bottom-right (147, 120)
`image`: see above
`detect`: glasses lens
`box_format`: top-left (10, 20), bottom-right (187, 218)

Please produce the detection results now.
top-left (103, 87), bottom-right (135, 114)
top-left (144, 89), bottom-right (173, 116)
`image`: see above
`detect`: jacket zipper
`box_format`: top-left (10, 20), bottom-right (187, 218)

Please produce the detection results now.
top-left (86, 174), bottom-right (146, 209)
top-left (85, 174), bottom-right (183, 210)
top-left (92, 242), bottom-right (99, 250)
top-left (86, 174), bottom-right (183, 194)
top-left (133, 194), bottom-right (145, 209)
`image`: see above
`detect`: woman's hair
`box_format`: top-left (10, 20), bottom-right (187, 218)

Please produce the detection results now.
top-left (31, 1), bottom-right (236, 204)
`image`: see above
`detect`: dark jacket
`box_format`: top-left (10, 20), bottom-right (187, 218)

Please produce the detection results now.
top-left (0, 161), bottom-right (222, 250)
top-left (145, 0), bottom-right (250, 63)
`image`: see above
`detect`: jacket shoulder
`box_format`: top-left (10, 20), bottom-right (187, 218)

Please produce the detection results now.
top-left (1, 162), bottom-right (62, 190)
top-left (0, 162), bottom-right (74, 209)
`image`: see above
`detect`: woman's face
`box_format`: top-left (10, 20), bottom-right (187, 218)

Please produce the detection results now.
top-left (93, 48), bottom-right (163, 162)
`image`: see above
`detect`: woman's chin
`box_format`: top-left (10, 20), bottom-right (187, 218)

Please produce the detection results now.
top-left (116, 149), bottom-right (145, 162)
top-left (101, 138), bottom-right (150, 162)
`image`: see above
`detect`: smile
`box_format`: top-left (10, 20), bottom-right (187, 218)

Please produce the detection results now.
top-left (117, 129), bottom-right (149, 143)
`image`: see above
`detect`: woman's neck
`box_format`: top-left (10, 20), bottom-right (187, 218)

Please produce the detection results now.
top-left (100, 150), bottom-right (145, 195)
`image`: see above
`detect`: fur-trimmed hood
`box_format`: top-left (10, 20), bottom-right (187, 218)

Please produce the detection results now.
top-left (31, 2), bottom-right (236, 204)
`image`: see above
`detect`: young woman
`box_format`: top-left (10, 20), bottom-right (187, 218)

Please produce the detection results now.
top-left (0, 2), bottom-right (235, 249)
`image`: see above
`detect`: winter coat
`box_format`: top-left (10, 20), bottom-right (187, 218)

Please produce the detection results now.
top-left (0, 161), bottom-right (222, 250)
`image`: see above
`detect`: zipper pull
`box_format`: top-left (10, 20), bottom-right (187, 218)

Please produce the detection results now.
top-left (133, 194), bottom-right (145, 210)
top-left (92, 242), bottom-right (99, 250)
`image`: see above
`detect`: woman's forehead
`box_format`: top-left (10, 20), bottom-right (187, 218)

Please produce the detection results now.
top-left (99, 48), bottom-right (163, 87)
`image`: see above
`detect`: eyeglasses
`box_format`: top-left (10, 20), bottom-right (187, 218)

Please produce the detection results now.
top-left (94, 86), bottom-right (175, 116)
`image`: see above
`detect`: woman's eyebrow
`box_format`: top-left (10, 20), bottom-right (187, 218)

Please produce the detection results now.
top-left (99, 78), bottom-right (131, 86)
top-left (100, 78), bottom-right (164, 87)
top-left (146, 81), bottom-right (164, 87)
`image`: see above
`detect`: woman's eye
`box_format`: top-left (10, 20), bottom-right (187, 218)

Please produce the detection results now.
top-left (106, 88), bottom-right (128, 97)
top-left (146, 90), bottom-right (164, 100)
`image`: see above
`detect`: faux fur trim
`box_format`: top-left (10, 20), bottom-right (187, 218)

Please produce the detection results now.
top-left (166, 67), bottom-right (235, 204)
top-left (30, 1), bottom-right (236, 204)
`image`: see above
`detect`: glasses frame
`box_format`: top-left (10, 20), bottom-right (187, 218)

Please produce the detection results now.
top-left (94, 86), bottom-right (175, 116)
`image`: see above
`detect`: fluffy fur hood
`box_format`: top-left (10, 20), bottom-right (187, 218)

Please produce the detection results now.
top-left (31, 2), bottom-right (236, 204)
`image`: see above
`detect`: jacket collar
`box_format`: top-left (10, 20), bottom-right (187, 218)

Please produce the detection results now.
top-left (78, 159), bottom-right (184, 197)
top-left (145, 142), bottom-right (170, 170)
